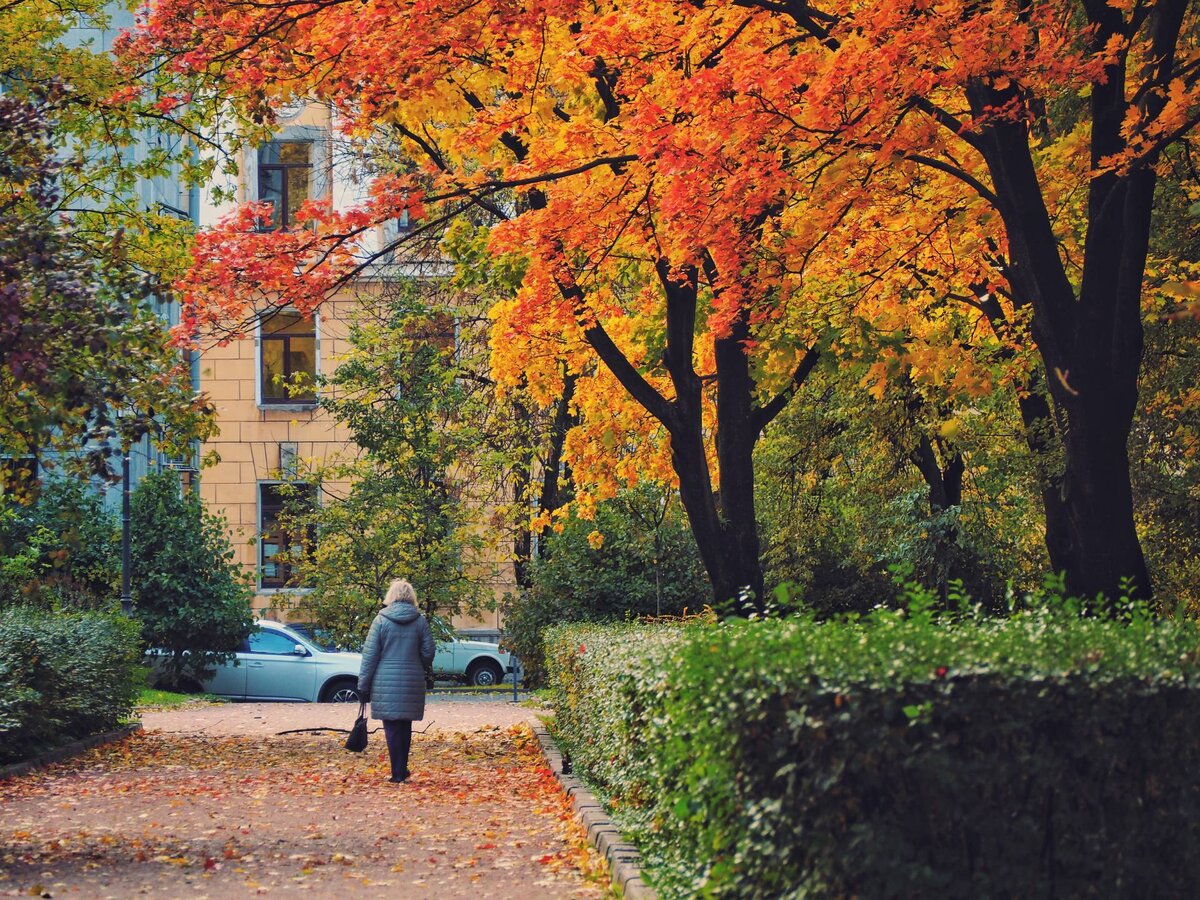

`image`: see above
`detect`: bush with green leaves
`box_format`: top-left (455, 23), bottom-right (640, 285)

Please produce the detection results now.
top-left (0, 479), bottom-right (120, 610)
top-left (0, 606), bottom-right (140, 764)
top-left (501, 488), bottom-right (709, 683)
top-left (546, 601), bottom-right (1200, 897)
top-left (130, 471), bottom-right (253, 689)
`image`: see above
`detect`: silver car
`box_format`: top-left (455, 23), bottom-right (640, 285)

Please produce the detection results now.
top-left (289, 622), bottom-right (513, 687)
top-left (200, 620), bottom-right (364, 703)
top-left (432, 639), bottom-right (512, 686)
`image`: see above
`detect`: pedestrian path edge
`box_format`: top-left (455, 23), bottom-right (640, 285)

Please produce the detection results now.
top-left (0, 723), bottom-right (143, 780)
top-left (531, 722), bottom-right (658, 900)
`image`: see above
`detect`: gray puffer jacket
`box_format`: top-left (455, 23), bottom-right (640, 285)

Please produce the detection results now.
top-left (357, 602), bottom-right (436, 721)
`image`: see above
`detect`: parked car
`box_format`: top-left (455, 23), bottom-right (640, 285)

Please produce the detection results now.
top-left (284, 622), bottom-right (345, 652)
top-left (289, 622), bottom-right (513, 686)
top-left (149, 621), bottom-right (365, 703)
top-left (433, 638), bottom-right (513, 686)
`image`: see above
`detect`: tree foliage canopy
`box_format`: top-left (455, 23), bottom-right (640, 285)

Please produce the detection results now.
top-left (278, 287), bottom-right (491, 647)
top-left (0, 91), bottom-right (213, 475)
top-left (131, 471), bottom-right (253, 689)
top-left (122, 0), bottom-right (1200, 606)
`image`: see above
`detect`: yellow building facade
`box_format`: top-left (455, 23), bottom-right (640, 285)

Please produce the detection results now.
top-left (195, 103), bottom-right (506, 638)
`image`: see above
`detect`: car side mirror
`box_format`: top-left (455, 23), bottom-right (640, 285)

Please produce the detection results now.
top-left (294, 644), bottom-right (308, 656)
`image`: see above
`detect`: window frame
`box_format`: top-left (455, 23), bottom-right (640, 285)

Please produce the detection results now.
top-left (255, 309), bottom-right (320, 409)
top-left (256, 140), bottom-right (313, 231)
top-left (257, 480), bottom-right (318, 592)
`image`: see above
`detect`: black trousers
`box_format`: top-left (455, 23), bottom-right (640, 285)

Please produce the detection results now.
top-left (382, 719), bottom-right (412, 778)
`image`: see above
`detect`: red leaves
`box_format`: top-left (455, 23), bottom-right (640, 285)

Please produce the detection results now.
top-left (172, 181), bottom-right (428, 347)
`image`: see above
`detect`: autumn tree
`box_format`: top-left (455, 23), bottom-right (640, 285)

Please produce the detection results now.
top-left (0, 89), bottom-right (212, 477)
top-left (745, 0), bottom-right (1199, 601)
top-left (123, 0), bottom-right (1199, 607)
top-left (276, 285), bottom-right (491, 647)
top-left (123, 0), bottom-right (832, 612)
top-left (440, 220), bottom-right (581, 588)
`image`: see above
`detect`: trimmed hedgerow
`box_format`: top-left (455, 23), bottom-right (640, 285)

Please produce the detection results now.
top-left (0, 607), bottom-right (141, 764)
top-left (545, 609), bottom-right (1200, 897)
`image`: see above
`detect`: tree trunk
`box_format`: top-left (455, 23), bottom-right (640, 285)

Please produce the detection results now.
top-left (561, 252), bottom-right (818, 615)
top-left (538, 369), bottom-right (577, 514)
top-left (510, 396), bottom-right (534, 588)
top-left (909, 434), bottom-right (963, 515)
top-left (713, 309), bottom-right (768, 610)
top-left (656, 261), bottom-right (760, 611)
top-left (975, 294), bottom-right (1075, 577)
top-left (965, 28), bottom-right (1170, 599)
top-left (1012, 387), bottom-right (1076, 580)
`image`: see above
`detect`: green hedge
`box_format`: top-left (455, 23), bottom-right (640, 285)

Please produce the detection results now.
top-left (0, 607), bottom-right (141, 764)
top-left (546, 610), bottom-right (1200, 897)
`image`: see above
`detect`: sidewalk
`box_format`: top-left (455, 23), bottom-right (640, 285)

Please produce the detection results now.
top-left (0, 702), bottom-right (606, 897)
top-left (139, 696), bottom-right (542, 737)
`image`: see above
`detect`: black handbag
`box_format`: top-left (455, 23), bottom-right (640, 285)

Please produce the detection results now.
top-left (345, 701), bottom-right (368, 752)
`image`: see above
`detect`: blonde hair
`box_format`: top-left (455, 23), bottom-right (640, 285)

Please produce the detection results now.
top-left (384, 579), bottom-right (416, 605)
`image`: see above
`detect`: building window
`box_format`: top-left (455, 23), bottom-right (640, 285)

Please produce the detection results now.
top-left (257, 141), bottom-right (312, 230)
top-left (259, 482), bottom-right (316, 589)
top-left (260, 311), bottom-right (317, 405)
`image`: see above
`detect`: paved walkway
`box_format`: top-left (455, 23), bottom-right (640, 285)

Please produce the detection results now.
top-left (139, 696), bottom-right (542, 737)
top-left (0, 702), bottom-right (605, 898)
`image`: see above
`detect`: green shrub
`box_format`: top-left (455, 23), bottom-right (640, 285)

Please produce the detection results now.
top-left (546, 609), bottom-right (1200, 897)
top-left (131, 471), bottom-right (253, 689)
top-left (0, 479), bottom-right (119, 610)
top-left (502, 488), bottom-right (708, 684)
top-left (0, 606), bottom-right (140, 764)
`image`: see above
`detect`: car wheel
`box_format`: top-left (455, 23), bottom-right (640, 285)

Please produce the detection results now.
top-left (467, 660), bottom-right (503, 687)
top-left (321, 678), bottom-right (363, 703)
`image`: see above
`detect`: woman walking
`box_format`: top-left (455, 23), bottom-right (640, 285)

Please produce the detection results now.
top-left (358, 579), bottom-right (436, 783)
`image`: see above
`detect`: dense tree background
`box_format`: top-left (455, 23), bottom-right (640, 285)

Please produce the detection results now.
top-left (0, 91), bottom-right (211, 478)
top-left (0, 480), bottom-right (120, 610)
top-left (501, 486), bottom-right (709, 683)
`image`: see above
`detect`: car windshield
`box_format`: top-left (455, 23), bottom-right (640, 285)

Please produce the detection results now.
top-left (287, 623), bottom-right (346, 652)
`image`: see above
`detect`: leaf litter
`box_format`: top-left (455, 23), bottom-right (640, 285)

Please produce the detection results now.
top-left (0, 724), bottom-right (608, 897)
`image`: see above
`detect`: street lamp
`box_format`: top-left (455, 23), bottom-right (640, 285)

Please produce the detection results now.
top-left (120, 445), bottom-right (132, 616)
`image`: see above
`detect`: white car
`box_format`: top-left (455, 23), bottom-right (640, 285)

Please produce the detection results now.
top-left (432, 639), bottom-right (513, 686)
top-left (179, 621), bottom-right (365, 703)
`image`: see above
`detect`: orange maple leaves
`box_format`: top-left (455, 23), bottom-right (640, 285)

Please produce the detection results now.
top-left (123, 0), bottom-right (1199, 525)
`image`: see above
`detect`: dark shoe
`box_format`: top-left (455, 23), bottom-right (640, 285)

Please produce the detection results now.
top-left (389, 770), bottom-right (411, 783)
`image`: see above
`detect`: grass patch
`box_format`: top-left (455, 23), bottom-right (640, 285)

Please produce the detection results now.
top-left (133, 666), bottom-right (223, 709)
top-left (135, 686), bottom-right (222, 708)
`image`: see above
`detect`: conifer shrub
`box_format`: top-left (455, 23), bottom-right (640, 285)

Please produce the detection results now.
top-left (546, 604), bottom-right (1200, 897)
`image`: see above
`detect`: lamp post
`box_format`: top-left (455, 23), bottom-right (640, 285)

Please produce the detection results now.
top-left (120, 446), bottom-right (133, 616)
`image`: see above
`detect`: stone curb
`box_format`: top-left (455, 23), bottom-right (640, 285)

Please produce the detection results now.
top-left (532, 723), bottom-right (657, 900)
top-left (0, 723), bottom-right (143, 780)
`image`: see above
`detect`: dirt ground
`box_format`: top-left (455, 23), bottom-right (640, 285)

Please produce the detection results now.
top-left (0, 701), bottom-right (606, 898)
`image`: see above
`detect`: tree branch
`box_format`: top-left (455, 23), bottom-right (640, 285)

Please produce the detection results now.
top-left (754, 345), bottom-right (820, 431)
top-left (553, 263), bottom-right (677, 430)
